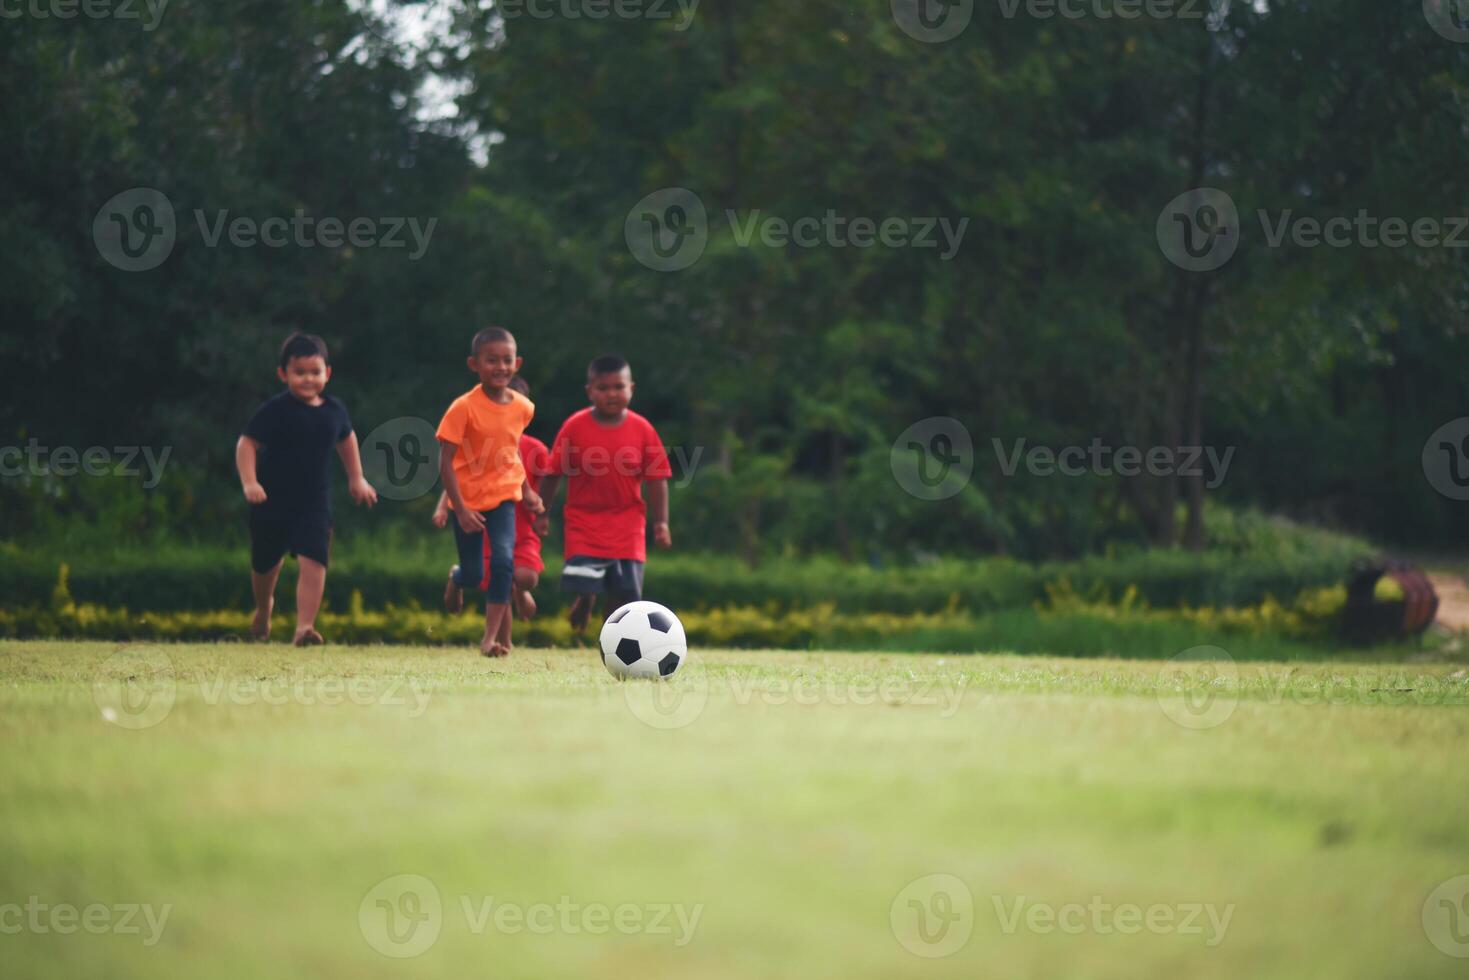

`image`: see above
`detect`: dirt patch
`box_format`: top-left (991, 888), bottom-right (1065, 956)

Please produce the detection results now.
top-left (1428, 573), bottom-right (1469, 632)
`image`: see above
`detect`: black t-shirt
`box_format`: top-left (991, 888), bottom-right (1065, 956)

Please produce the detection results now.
top-left (242, 392), bottom-right (353, 517)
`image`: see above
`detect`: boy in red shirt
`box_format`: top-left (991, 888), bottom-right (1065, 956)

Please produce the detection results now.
top-left (436, 327), bottom-right (543, 657)
top-left (434, 375), bottom-right (549, 644)
top-left (534, 354), bottom-right (673, 635)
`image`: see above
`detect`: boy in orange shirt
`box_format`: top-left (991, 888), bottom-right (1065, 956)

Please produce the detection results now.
top-left (436, 327), bottom-right (543, 657)
top-left (434, 375), bottom-right (550, 647)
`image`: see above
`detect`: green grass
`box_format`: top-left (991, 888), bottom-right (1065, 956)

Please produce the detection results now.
top-left (2, 640), bottom-right (1468, 979)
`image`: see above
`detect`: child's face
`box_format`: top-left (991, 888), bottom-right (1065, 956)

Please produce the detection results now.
top-left (586, 368), bottom-right (633, 416)
top-left (277, 355), bottom-right (330, 403)
top-left (467, 340), bottom-right (521, 390)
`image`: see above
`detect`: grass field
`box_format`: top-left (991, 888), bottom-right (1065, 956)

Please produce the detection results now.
top-left (2, 640), bottom-right (1468, 978)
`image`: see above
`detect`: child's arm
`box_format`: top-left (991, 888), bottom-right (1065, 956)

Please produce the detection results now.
top-left (235, 435), bottom-right (267, 504)
top-left (439, 440), bottom-right (486, 533)
top-left (533, 474), bottom-right (561, 536)
top-left (521, 478), bottom-right (544, 515)
top-left (432, 492), bottom-right (451, 528)
top-left (336, 432), bottom-right (378, 507)
top-left (646, 478), bottom-right (671, 549)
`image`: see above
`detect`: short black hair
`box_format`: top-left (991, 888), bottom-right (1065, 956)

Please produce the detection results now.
top-left (471, 327), bottom-right (515, 356)
top-left (587, 353), bottom-right (629, 381)
top-left (508, 375), bottom-right (531, 398)
top-left (279, 332), bottom-right (329, 368)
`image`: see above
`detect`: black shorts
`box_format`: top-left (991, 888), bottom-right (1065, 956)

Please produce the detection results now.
top-left (561, 556), bottom-right (644, 599)
top-left (249, 508), bottom-right (332, 573)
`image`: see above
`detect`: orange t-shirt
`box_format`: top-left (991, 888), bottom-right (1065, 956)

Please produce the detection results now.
top-left (436, 387), bottom-right (534, 511)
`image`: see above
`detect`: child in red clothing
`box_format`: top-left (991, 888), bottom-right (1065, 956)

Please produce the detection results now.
top-left (434, 376), bottom-right (549, 645)
top-left (534, 354), bottom-right (672, 636)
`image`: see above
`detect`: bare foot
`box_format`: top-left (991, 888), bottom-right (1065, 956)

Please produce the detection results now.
top-left (514, 589), bottom-right (537, 621)
top-left (480, 640), bottom-right (509, 658)
top-left (293, 627), bottom-right (324, 646)
top-left (444, 566), bottom-right (464, 614)
top-left (250, 600), bottom-right (273, 641)
top-left (568, 595), bottom-right (594, 634)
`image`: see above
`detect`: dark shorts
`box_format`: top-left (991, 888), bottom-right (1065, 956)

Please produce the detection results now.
top-left (561, 556), bottom-right (645, 599)
top-left (249, 508), bottom-right (332, 573)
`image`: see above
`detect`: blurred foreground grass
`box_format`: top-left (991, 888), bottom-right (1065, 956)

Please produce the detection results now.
top-left (1, 641), bottom-right (1467, 979)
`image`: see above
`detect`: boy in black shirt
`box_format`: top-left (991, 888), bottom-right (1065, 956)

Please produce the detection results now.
top-left (236, 333), bottom-right (377, 644)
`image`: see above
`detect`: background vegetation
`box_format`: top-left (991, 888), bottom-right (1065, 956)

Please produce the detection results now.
top-left (3, 0), bottom-right (1468, 566)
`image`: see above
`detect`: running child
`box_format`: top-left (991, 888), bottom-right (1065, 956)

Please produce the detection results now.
top-left (436, 327), bottom-right (544, 657)
top-left (434, 375), bottom-right (549, 649)
top-left (236, 332), bottom-right (378, 645)
top-left (534, 354), bottom-right (672, 637)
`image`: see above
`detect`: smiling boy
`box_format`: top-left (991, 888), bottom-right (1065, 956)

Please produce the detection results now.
top-left (534, 354), bottom-right (672, 637)
top-left (236, 332), bottom-right (377, 645)
top-left (437, 327), bottom-right (544, 657)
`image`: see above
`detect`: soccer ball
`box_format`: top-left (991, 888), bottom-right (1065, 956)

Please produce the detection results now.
top-left (598, 601), bottom-right (688, 680)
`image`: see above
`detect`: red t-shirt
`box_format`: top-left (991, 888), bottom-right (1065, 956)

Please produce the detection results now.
top-left (546, 408), bottom-right (672, 561)
top-left (515, 434), bottom-right (550, 549)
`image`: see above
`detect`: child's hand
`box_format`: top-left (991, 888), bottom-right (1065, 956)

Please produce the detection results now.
top-left (523, 488), bottom-right (545, 515)
top-left (533, 514), bottom-right (550, 537)
top-left (350, 478), bottom-right (378, 507)
top-left (431, 504), bottom-right (450, 529)
top-left (456, 508), bottom-right (487, 534)
top-left (243, 481), bottom-right (267, 504)
top-left (653, 521), bottom-right (672, 549)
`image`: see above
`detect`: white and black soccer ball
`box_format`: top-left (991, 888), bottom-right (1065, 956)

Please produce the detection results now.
top-left (599, 601), bottom-right (688, 680)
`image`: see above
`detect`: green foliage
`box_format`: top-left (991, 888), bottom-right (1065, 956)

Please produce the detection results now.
top-left (0, 584), bottom-right (1439, 660)
top-left (0, 521), bottom-right (1371, 616)
top-left (3, 0), bottom-right (1467, 557)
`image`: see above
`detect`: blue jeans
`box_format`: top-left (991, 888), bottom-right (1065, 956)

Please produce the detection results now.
top-left (449, 500), bottom-right (516, 605)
